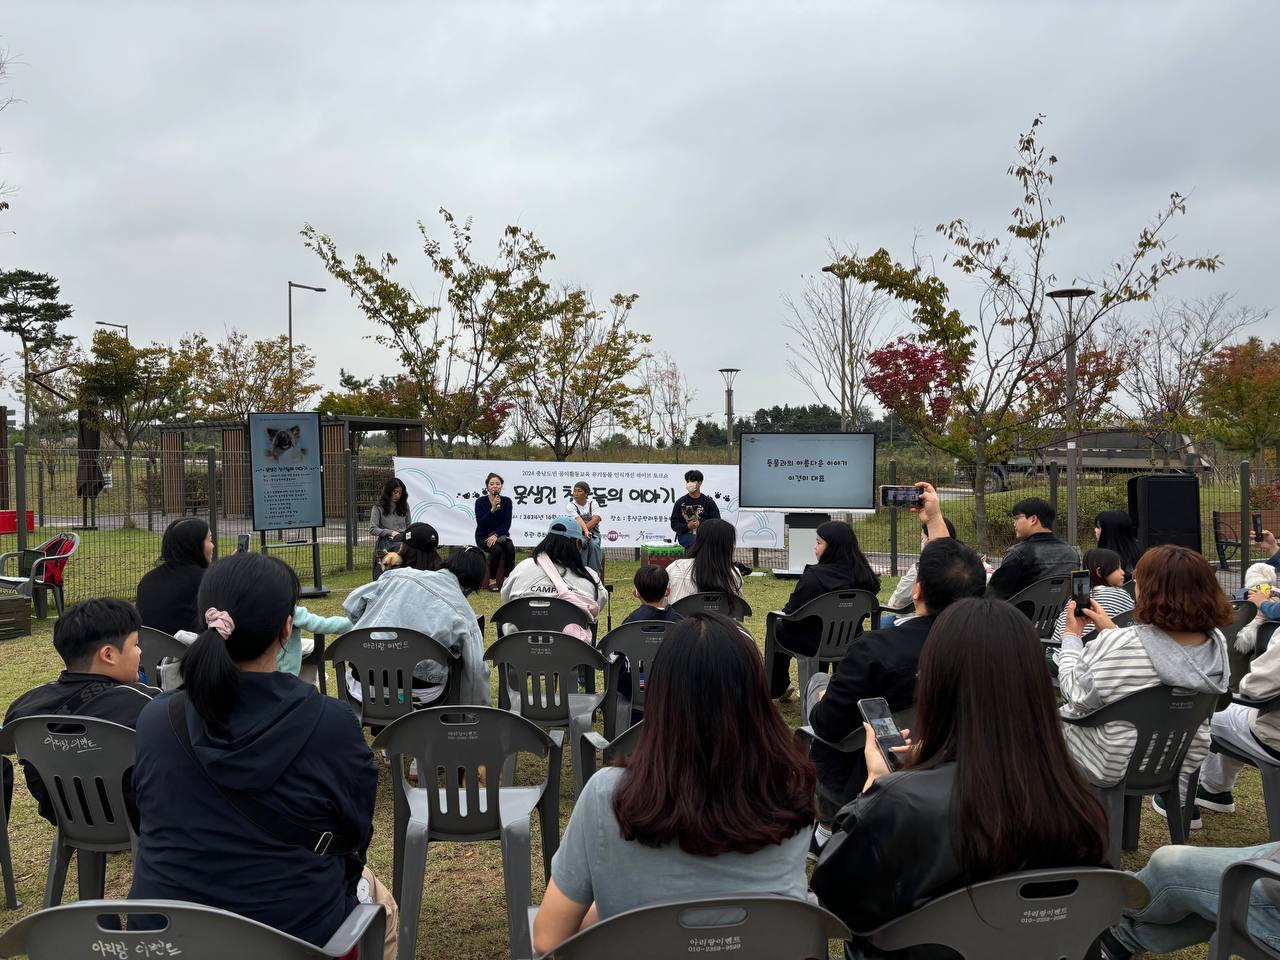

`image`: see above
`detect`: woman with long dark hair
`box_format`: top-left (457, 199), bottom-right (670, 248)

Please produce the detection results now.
top-left (128, 553), bottom-right (385, 952)
top-left (501, 517), bottom-right (603, 638)
top-left (532, 613), bottom-right (814, 954)
top-left (369, 477), bottom-right (409, 580)
top-left (136, 517), bottom-right (214, 635)
top-left (664, 517), bottom-right (742, 604)
top-left (767, 519), bottom-right (879, 699)
top-left (475, 471), bottom-right (516, 591)
top-left (1049, 547), bottom-right (1134, 643)
top-left (1095, 509), bottom-right (1142, 581)
top-left (811, 598), bottom-right (1110, 949)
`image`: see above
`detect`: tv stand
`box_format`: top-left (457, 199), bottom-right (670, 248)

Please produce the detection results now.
top-left (771, 512), bottom-right (830, 578)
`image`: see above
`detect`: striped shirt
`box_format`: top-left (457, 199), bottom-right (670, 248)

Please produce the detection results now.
top-left (1050, 585), bottom-right (1135, 642)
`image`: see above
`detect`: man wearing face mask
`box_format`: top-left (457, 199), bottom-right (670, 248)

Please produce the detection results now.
top-left (670, 469), bottom-right (721, 550)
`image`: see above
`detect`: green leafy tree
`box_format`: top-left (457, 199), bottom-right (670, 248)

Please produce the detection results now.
top-left (301, 209), bottom-right (554, 457)
top-left (0, 269), bottom-right (74, 436)
top-left (316, 369), bottom-right (422, 420)
top-left (1198, 336), bottom-right (1280, 464)
top-left (76, 331), bottom-right (197, 518)
top-left (841, 116), bottom-right (1222, 549)
top-left (184, 329), bottom-right (322, 420)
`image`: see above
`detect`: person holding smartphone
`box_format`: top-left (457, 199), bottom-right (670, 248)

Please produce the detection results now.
top-left (475, 471), bottom-right (516, 591)
top-left (1048, 548), bottom-right (1135, 644)
top-left (810, 598), bottom-right (1110, 944)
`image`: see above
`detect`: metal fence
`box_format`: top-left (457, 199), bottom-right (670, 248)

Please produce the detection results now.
top-left (0, 443), bottom-right (1271, 606)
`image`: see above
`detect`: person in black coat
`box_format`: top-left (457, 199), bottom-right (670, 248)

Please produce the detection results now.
top-left (767, 520), bottom-right (879, 700)
top-left (475, 471), bottom-right (516, 590)
top-left (136, 517), bottom-right (213, 635)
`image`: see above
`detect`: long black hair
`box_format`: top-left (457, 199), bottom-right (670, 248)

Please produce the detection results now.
top-left (158, 517), bottom-right (210, 569)
top-left (687, 518), bottom-right (740, 597)
top-left (531, 527), bottom-right (592, 581)
top-left (182, 553), bottom-right (300, 725)
top-left (378, 477), bottom-right (409, 516)
top-left (815, 520), bottom-right (879, 593)
top-left (1095, 510), bottom-right (1141, 578)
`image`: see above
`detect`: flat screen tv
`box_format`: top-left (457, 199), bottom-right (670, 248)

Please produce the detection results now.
top-left (737, 432), bottom-right (876, 512)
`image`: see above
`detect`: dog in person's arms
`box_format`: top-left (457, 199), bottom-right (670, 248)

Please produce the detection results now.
top-left (265, 426), bottom-right (306, 463)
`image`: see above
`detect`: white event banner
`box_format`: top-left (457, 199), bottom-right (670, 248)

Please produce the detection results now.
top-left (391, 457), bottom-right (786, 549)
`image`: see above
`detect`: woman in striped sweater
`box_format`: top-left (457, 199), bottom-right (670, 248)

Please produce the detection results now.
top-left (1050, 548), bottom-right (1135, 643)
top-left (1058, 545), bottom-right (1232, 791)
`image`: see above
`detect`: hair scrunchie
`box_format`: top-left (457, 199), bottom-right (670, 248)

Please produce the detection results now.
top-left (205, 607), bottom-right (236, 640)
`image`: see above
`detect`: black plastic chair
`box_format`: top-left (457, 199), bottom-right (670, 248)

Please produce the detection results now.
top-left (1209, 680), bottom-right (1280, 842)
top-left (138, 625), bottom-right (191, 691)
top-left (304, 631), bottom-right (328, 696)
top-left (795, 706), bottom-right (917, 754)
top-left (1006, 574), bottom-right (1072, 639)
top-left (1209, 857), bottom-right (1280, 959)
top-left (326, 627), bottom-right (460, 730)
top-left (856, 867), bottom-right (1149, 959)
top-left (763, 590), bottom-right (879, 695)
top-left (670, 591), bottom-right (753, 622)
top-left (0, 737), bottom-right (21, 909)
top-left (492, 596), bottom-right (592, 641)
top-left (372, 706), bottom-right (562, 960)
top-left (5, 715), bottom-right (138, 907)
top-left (579, 720), bottom-right (645, 785)
top-left (1222, 602), bottom-right (1262, 710)
top-left (0, 898), bottom-right (386, 959)
top-left (598, 621), bottom-right (669, 739)
top-left (538, 895), bottom-right (850, 960)
top-left (1064, 684), bottom-right (1219, 865)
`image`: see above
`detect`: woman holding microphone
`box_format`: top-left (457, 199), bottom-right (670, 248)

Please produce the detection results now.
top-left (475, 472), bottom-right (516, 591)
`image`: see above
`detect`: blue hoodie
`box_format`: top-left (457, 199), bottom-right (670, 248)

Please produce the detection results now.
top-left (128, 672), bottom-right (377, 946)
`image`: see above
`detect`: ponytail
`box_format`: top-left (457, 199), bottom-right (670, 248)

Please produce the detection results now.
top-left (185, 553), bottom-right (300, 725)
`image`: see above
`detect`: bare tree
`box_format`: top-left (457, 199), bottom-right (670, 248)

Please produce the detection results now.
top-left (634, 352), bottom-right (696, 451)
top-left (782, 242), bottom-right (890, 430)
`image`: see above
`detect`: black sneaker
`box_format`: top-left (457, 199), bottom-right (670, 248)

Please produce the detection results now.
top-left (1099, 929), bottom-right (1131, 960)
top-left (1150, 792), bottom-right (1202, 830)
top-left (1196, 785), bottom-right (1236, 813)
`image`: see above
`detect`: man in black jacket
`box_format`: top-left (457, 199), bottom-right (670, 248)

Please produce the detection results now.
top-left (4, 598), bottom-right (159, 824)
top-left (670, 469), bottom-right (721, 549)
top-left (986, 496), bottom-right (1079, 600)
top-left (805, 484), bottom-right (985, 852)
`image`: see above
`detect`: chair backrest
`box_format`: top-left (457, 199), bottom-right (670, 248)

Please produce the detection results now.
top-left (864, 867), bottom-right (1148, 960)
top-left (371, 706), bottom-right (555, 840)
top-left (0, 898), bottom-right (386, 960)
top-left (6, 716), bottom-right (137, 850)
top-left (326, 627), bottom-right (458, 727)
top-left (1210, 858), bottom-right (1280, 960)
top-left (669, 591), bottom-right (753, 621)
top-left (545, 896), bottom-right (850, 960)
top-left (602, 720), bottom-right (645, 766)
top-left (138, 626), bottom-right (191, 690)
top-left (785, 589), bottom-right (878, 663)
top-left (1223, 600), bottom-right (1260, 652)
top-left (599, 621), bottom-right (670, 713)
top-left (1069, 684), bottom-right (1221, 793)
top-left (1006, 575), bottom-right (1072, 639)
top-left (1110, 609), bottom-right (1135, 628)
top-left (21, 533), bottom-right (79, 586)
top-left (484, 630), bottom-right (606, 726)
top-left (492, 596), bottom-right (591, 638)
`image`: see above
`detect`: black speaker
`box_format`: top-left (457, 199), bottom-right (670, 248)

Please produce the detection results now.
top-left (1127, 475), bottom-right (1202, 552)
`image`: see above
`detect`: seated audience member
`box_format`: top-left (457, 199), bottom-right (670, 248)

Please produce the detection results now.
top-left (532, 613), bottom-right (813, 954)
top-left (883, 517), bottom-right (957, 625)
top-left (1059, 545), bottom-right (1231, 819)
top-left (670, 469), bottom-right (721, 550)
top-left (986, 496), bottom-right (1080, 600)
top-left (1250, 529), bottom-right (1280, 619)
top-left (623, 565), bottom-right (685, 625)
top-left (768, 520), bottom-right (881, 701)
top-left (344, 531), bottom-right (491, 705)
top-left (810, 598), bottom-right (1110, 947)
top-left (806, 496), bottom-right (985, 853)
top-left (501, 517), bottom-right (604, 640)
top-left (280, 604), bottom-right (352, 687)
top-left (4, 598), bottom-right (159, 825)
top-left (664, 517), bottom-right (743, 606)
top-left (129, 553), bottom-right (390, 955)
top-left (135, 517), bottom-right (213, 635)
top-left (1236, 561), bottom-right (1279, 651)
top-left (1049, 548), bottom-right (1135, 643)
top-left (1095, 509), bottom-right (1142, 581)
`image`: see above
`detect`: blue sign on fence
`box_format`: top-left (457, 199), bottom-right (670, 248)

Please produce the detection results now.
top-left (248, 412), bottom-right (323, 531)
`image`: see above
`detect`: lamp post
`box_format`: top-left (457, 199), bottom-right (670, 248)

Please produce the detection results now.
top-left (287, 281), bottom-right (326, 385)
top-left (95, 321), bottom-right (129, 340)
top-left (821, 264), bottom-right (850, 430)
top-left (718, 368), bottom-right (740, 462)
top-left (1047, 286), bottom-right (1095, 550)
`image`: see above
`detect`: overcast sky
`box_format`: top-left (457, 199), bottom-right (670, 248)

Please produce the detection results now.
top-left (1, 0), bottom-right (1275, 426)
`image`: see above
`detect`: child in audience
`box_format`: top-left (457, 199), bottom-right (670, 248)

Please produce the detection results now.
top-left (1235, 561), bottom-right (1278, 654)
top-left (1049, 547), bottom-right (1135, 643)
top-left (532, 613), bottom-right (813, 955)
top-left (279, 605), bottom-right (352, 687)
top-left (4, 598), bottom-right (159, 825)
top-left (622, 565), bottom-right (685, 625)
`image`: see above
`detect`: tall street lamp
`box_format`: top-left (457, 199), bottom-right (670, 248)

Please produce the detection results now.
top-left (95, 321), bottom-right (129, 340)
top-left (718, 368), bottom-right (740, 462)
top-left (287, 281), bottom-right (326, 385)
top-left (822, 263), bottom-right (850, 430)
top-left (1047, 286), bottom-right (1095, 550)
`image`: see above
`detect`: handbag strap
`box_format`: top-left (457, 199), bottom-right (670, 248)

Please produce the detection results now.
top-left (166, 692), bottom-right (361, 857)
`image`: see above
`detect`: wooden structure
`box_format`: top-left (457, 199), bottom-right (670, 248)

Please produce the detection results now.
top-left (156, 416), bottom-right (425, 520)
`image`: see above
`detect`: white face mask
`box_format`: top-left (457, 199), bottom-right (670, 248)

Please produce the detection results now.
top-left (686, 482), bottom-right (699, 494)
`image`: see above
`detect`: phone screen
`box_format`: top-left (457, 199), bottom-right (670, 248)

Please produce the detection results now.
top-left (879, 485), bottom-right (921, 509)
top-left (236, 534), bottom-right (250, 554)
top-left (1255, 513), bottom-right (1265, 543)
top-left (857, 697), bottom-right (907, 771)
top-left (1070, 570), bottom-right (1091, 619)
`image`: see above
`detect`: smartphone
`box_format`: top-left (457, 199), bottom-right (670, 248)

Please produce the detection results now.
top-left (879, 485), bottom-right (922, 509)
top-left (235, 534), bottom-right (250, 554)
top-left (1070, 569), bottom-right (1091, 619)
top-left (1255, 513), bottom-right (1265, 544)
top-left (857, 697), bottom-right (908, 772)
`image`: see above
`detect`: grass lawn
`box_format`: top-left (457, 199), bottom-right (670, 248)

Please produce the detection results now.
top-left (0, 560), bottom-right (1265, 959)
